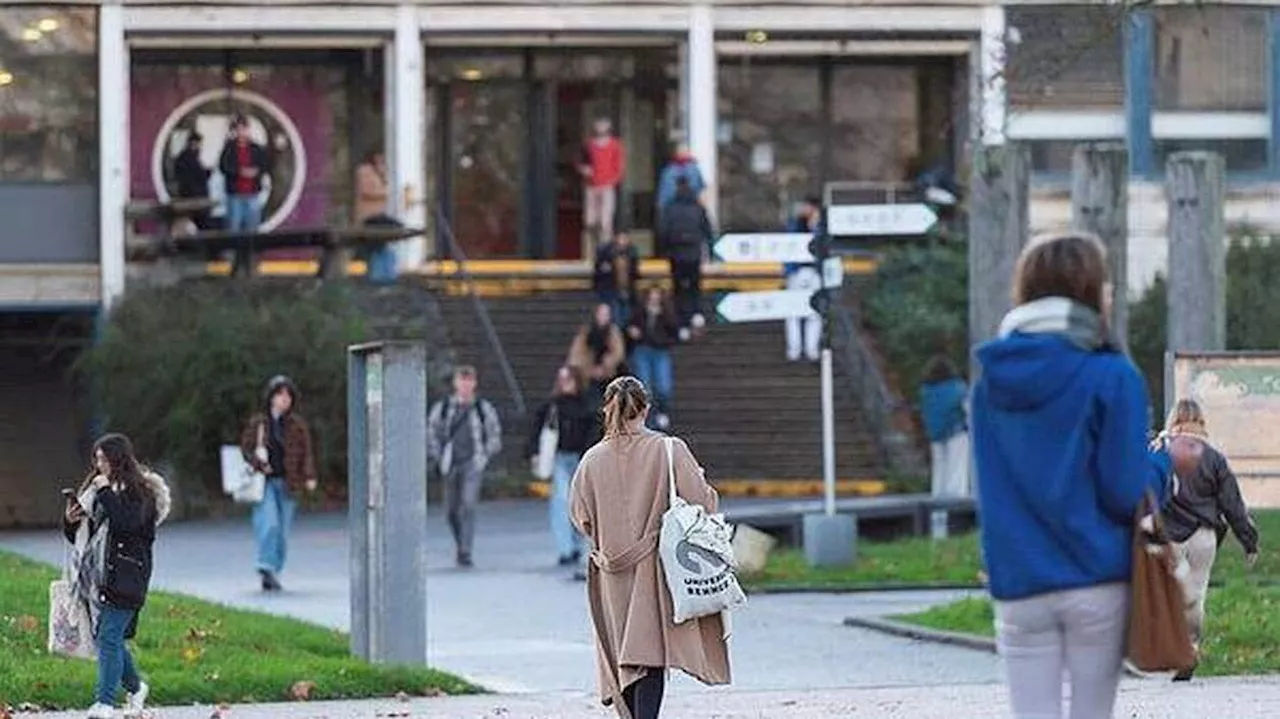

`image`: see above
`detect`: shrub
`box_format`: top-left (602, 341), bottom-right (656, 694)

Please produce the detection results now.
top-left (863, 239), bottom-right (969, 395)
top-left (1128, 236), bottom-right (1280, 414)
top-left (75, 280), bottom-right (446, 515)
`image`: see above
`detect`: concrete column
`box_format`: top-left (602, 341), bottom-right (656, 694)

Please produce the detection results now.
top-left (391, 4), bottom-right (425, 268)
top-left (978, 6), bottom-right (1007, 146)
top-left (1166, 152), bottom-right (1226, 352)
top-left (968, 144), bottom-right (1030, 350)
top-left (687, 3), bottom-right (718, 220)
top-left (1269, 10), bottom-right (1280, 174)
top-left (99, 2), bottom-right (128, 310)
top-left (1071, 144), bottom-right (1130, 348)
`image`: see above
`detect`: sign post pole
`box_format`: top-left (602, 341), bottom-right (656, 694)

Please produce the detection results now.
top-left (348, 341), bottom-right (428, 666)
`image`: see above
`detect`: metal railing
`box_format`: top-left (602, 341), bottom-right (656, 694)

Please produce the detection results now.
top-left (432, 205), bottom-right (527, 417)
top-left (829, 300), bottom-right (927, 477)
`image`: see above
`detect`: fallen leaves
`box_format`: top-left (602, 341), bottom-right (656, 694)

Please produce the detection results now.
top-left (0, 703), bottom-right (12, 719)
top-left (13, 615), bottom-right (38, 634)
top-left (289, 680), bottom-right (316, 701)
top-left (208, 703), bottom-right (231, 719)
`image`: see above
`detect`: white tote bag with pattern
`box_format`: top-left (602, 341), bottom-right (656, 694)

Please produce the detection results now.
top-left (658, 437), bottom-right (747, 624)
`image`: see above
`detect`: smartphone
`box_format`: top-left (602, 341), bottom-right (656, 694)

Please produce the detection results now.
top-left (61, 488), bottom-right (77, 500)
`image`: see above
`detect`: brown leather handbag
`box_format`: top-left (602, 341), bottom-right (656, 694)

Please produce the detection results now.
top-left (1127, 492), bottom-right (1197, 672)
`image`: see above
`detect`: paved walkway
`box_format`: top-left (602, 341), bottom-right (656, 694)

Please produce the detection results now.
top-left (18, 677), bottom-right (1280, 718)
top-left (0, 500), bottom-right (997, 695)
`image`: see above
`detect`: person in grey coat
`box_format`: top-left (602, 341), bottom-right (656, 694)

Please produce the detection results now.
top-left (428, 365), bottom-right (503, 567)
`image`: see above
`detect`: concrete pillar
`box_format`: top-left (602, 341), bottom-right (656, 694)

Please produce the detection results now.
top-left (1071, 144), bottom-right (1130, 348)
top-left (99, 2), bottom-right (129, 310)
top-left (978, 6), bottom-right (1007, 146)
top-left (687, 3), bottom-right (718, 220)
top-left (391, 4), bottom-right (425, 268)
top-left (348, 341), bottom-right (429, 665)
top-left (1166, 152), bottom-right (1226, 352)
top-left (968, 144), bottom-right (1031, 350)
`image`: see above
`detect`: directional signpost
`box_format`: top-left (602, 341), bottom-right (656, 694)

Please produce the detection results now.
top-left (826, 202), bottom-right (937, 238)
top-left (714, 288), bottom-right (817, 323)
top-left (712, 232), bottom-right (814, 264)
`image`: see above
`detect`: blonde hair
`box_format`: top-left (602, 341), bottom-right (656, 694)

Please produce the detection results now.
top-left (1165, 398), bottom-right (1208, 439)
top-left (601, 376), bottom-right (649, 438)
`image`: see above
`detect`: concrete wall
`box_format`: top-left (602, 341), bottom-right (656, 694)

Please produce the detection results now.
top-left (1030, 181), bottom-right (1280, 298)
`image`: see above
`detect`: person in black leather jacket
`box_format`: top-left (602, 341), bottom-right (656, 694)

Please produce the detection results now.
top-left (63, 433), bottom-right (170, 719)
top-left (1155, 399), bottom-right (1259, 681)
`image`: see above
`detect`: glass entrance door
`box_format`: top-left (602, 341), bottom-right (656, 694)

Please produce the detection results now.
top-left (440, 81), bottom-right (526, 258)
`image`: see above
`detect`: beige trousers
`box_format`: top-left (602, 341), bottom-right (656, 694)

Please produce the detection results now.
top-left (1172, 527), bottom-right (1218, 652)
top-left (584, 185), bottom-right (617, 243)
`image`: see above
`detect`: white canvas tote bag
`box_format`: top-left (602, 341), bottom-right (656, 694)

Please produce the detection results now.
top-left (658, 437), bottom-right (747, 624)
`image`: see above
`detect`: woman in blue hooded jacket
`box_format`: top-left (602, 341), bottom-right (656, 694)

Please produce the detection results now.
top-left (971, 233), bottom-right (1197, 719)
top-left (919, 355), bottom-right (970, 539)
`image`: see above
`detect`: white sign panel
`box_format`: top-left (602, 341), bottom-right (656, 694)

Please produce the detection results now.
top-left (827, 203), bottom-right (937, 237)
top-left (716, 289), bottom-right (817, 323)
top-left (713, 233), bottom-right (813, 264)
top-left (822, 256), bottom-right (844, 288)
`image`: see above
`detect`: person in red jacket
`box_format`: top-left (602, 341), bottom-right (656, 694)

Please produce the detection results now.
top-left (578, 118), bottom-right (625, 248)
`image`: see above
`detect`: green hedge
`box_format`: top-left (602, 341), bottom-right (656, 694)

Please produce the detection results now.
top-left (75, 281), bottom-right (447, 513)
top-left (862, 239), bottom-right (969, 395)
top-left (1131, 235), bottom-right (1280, 410)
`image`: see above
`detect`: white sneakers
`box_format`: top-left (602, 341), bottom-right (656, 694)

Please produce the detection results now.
top-left (126, 681), bottom-right (150, 717)
top-left (87, 681), bottom-right (149, 719)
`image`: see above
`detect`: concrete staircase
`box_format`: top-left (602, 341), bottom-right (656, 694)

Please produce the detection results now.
top-left (435, 289), bottom-right (887, 485)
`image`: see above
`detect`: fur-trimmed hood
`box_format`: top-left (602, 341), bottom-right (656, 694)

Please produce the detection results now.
top-left (78, 469), bottom-right (171, 525)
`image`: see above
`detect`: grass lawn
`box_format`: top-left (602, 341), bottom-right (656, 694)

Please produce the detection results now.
top-left (893, 511), bottom-right (1280, 676)
top-left (745, 532), bottom-right (983, 591)
top-left (0, 551), bottom-right (477, 711)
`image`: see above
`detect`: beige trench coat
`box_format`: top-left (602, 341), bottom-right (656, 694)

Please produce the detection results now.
top-left (570, 431), bottom-right (731, 718)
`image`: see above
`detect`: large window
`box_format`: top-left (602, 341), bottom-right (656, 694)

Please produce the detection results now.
top-left (1007, 6), bottom-right (1125, 111)
top-left (1155, 7), bottom-right (1267, 112)
top-left (1006, 6), bottom-right (1127, 174)
top-left (1151, 7), bottom-right (1269, 173)
top-left (0, 8), bottom-right (97, 182)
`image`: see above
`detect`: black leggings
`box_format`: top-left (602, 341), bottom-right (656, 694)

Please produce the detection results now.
top-left (622, 667), bottom-right (666, 719)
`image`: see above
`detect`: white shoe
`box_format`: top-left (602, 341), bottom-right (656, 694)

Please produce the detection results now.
top-left (125, 681), bottom-right (149, 717)
top-left (691, 313), bottom-right (706, 329)
top-left (87, 703), bottom-right (115, 719)
top-left (678, 327), bottom-right (692, 342)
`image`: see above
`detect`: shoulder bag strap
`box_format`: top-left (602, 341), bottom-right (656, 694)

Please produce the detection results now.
top-left (664, 436), bottom-right (678, 507)
top-left (256, 420), bottom-right (266, 452)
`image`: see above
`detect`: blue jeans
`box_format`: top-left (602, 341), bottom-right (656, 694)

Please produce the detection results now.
top-left (95, 604), bottom-right (141, 705)
top-left (225, 194), bottom-right (263, 233)
top-left (253, 477), bottom-right (296, 575)
top-left (598, 291), bottom-right (632, 329)
top-left (550, 451), bottom-right (584, 559)
top-left (367, 246), bottom-right (398, 284)
top-left (630, 345), bottom-right (673, 413)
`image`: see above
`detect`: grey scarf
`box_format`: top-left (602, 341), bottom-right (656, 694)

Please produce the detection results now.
top-left (998, 297), bottom-right (1108, 351)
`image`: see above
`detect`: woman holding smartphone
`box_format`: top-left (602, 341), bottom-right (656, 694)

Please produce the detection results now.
top-left (64, 434), bottom-right (170, 719)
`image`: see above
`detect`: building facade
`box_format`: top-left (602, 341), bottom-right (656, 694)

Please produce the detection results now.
top-left (0, 1), bottom-right (1278, 309)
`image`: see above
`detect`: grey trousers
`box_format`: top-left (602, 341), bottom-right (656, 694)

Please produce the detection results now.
top-left (444, 463), bottom-right (484, 560)
top-left (1173, 527), bottom-right (1218, 652)
top-left (995, 582), bottom-right (1129, 719)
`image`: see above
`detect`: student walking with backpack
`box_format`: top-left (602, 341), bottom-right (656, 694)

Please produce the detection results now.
top-left (63, 434), bottom-right (171, 719)
top-left (429, 365), bottom-right (503, 567)
top-left (971, 233), bottom-right (1200, 719)
top-left (571, 377), bottom-right (730, 719)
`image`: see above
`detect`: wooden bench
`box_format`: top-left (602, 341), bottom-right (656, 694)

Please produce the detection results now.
top-left (723, 493), bottom-right (977, 544)
top-left (127, 225), bottom-right (423, 279)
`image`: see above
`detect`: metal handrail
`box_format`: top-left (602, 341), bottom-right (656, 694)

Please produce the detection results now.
top-left (829, 300), bottom-right (925, 476)
top-left (433, 205), bottom-right (528, 417)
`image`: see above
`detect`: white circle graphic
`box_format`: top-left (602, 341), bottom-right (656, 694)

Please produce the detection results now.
top-left (150, 88), bottom-right (308, 233)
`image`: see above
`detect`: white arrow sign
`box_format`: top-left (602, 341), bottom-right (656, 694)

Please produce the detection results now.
top-left (716, 289), bottom-right (818, 323)
top-left (713, 233), bottom-right (814, 263)
top-left (827, 203), bottom-right (937, 237)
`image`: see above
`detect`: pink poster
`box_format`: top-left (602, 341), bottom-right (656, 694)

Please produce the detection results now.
top-left (130, 66), bottom-right (337, 257)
